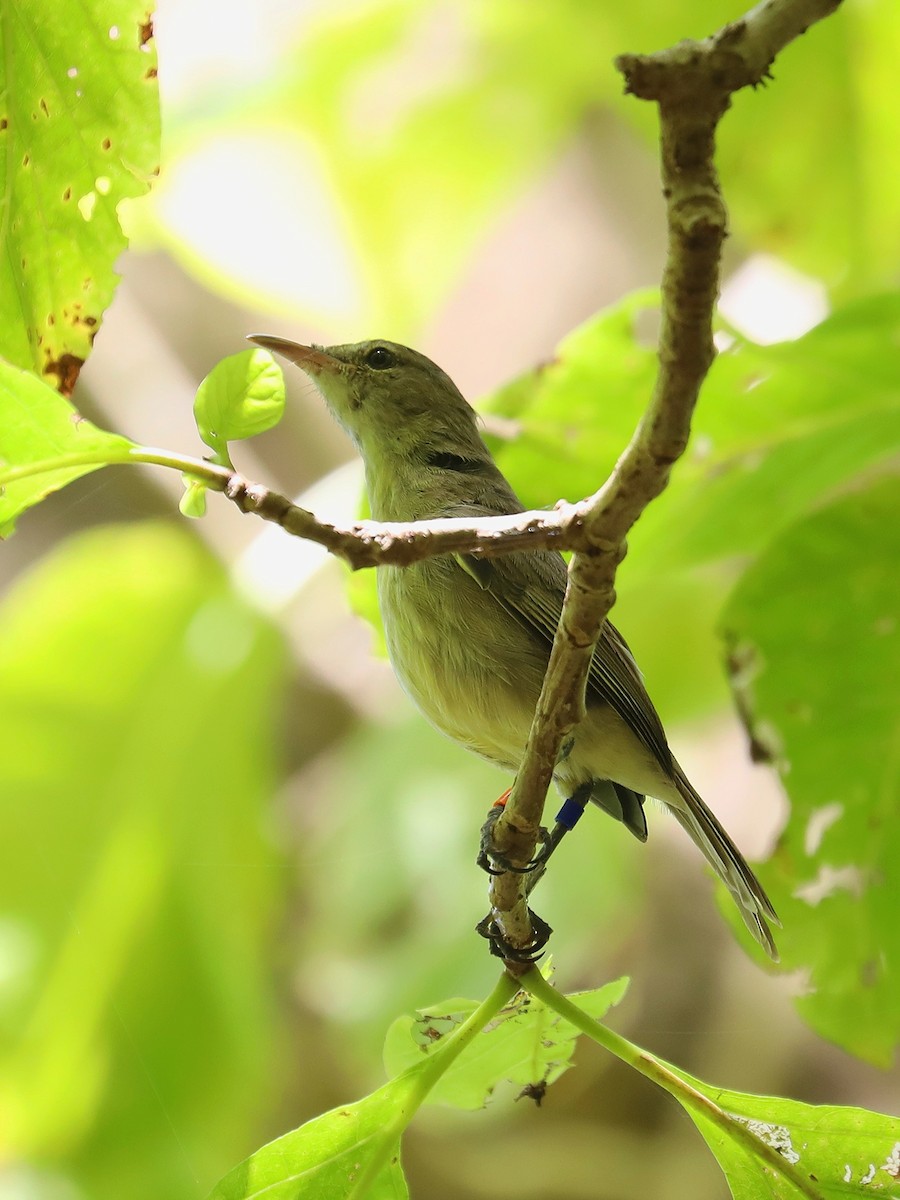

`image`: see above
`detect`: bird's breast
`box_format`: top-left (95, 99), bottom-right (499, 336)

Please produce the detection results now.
top-left (377, 558), bottom-right (547, 770)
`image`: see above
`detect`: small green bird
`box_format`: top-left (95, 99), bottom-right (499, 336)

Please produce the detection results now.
top-left (249, 335), bottom-right (779, 959)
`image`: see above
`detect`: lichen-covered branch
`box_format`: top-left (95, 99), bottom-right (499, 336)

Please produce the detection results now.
top-left (221, 473), bottom-right (586, 564)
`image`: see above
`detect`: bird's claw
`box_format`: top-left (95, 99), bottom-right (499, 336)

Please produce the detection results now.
top-left (476, 909), bottom-right (553, 963)
top-left (477, 806), bottom-right (552, 875)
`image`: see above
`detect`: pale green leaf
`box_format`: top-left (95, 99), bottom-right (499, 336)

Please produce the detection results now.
top-left (483, 291), bottom-right (659, 509)
top-left (484, 295), bottom-right (900, 577)
top-left (193, 349), bottom-right (286, 463)
top-left (0, 358), bottom-right (132, 535)
top-left (383, 977), bottom-right (629, 1109)
top-left (179, 477), bottom-right (208, 518)
top-left (529, 979), bottom-right (900, 1200)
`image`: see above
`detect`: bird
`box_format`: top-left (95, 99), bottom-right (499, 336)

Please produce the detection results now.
top-left (248, 334), bottom-right (779, 959)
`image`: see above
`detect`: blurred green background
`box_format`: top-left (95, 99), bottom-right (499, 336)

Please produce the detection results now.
top-left (1, 0), bottom-right (898, 1197)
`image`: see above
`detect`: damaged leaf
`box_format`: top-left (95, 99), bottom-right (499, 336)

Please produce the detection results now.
top-left (721, 479), bottom-right (900, 1065)
top-left (0, 2), bottom-right (160, 392)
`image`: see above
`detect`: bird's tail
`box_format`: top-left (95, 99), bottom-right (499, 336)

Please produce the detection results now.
top-left (670, 764), bottom-right (780, 960)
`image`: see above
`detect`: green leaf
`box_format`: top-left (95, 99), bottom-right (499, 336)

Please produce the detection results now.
top-left (721, 479), bottom-right (900, 1065)
top-left (206, 1078), bottom-right (410, 1200)
top-left (484, 294), bottom-right (900, 579)
top-left (207, 973), bottom-right (518, 1199)
top-left (0, 522), bottom-right (288, 1197)
top-left (0, 0), bottom-right (160, 392)
top-left (383, 976), bottom-right (629, 1109)
top-left (0, 358), bottom-right (133, 535)
top-left (629, 295), bottom-right (900, 577)
top-left (668, 1062), bottom-right (900, 1200)
top-left (524, 973), bottom-right (900, 1200)
top-left (483, 290), bottom-right (659, 510)
top-left (193, 349), bottom-right (286, 465)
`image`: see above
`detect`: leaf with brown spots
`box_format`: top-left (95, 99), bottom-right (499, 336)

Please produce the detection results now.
top-left (0, 0), bottom-right (160, 392)
top-left (382, 977), bottom-right (629, 1110)
top-left (45, 352), bottom-right (85, 399)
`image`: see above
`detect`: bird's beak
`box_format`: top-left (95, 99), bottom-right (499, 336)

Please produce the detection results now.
top-left (248, 334), bottom-right (358, 430)
top-left (246, 334), bottom-right (341, 376)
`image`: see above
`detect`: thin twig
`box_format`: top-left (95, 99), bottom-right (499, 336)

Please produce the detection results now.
top-left (223, 472), bottom-right (589, 565)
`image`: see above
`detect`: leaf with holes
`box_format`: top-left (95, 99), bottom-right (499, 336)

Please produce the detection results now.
top-left (383, 977), bottom-right (629, 1110)
top-left (721, 479), bottom-right (900, 1065)
top-left (666, 1060), bottom-right (900, 1200)
top-left (0, 1), bottom-right (159, 393)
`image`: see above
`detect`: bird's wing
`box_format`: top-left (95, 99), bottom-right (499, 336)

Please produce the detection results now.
top-left (456, 545), bottom-right (673, 776)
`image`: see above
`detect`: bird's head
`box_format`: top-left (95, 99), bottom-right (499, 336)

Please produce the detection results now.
top-left (248, 335), bottom-right (509, 519)
top-left (248, 336), bottom-right (488, 463)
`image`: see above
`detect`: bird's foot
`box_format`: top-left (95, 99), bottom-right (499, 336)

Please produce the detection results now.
top-left (476, 909), bottom-right (553, 963)
top-left (477, 795), bottom-right (551, 875)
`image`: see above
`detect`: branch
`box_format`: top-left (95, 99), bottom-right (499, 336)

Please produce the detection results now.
top-left (222, 473), bottom-right (587, 564)
top-left (483, 0), bottom-right (844, 969)
top-left (0, 446), bottom-right (592, 564)
top-left (0, 445), bottom-right (608, 565)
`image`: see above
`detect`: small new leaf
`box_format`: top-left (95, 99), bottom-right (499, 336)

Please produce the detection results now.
top-left (193, 349), bottom-right (285, 465)
top-left (179, 477), bottom-right (208, 519)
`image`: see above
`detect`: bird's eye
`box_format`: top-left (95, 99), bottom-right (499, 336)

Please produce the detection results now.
top-left (365, 345), bottom-right (395, 370)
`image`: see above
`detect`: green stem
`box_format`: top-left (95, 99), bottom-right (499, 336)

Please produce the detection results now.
top-left (520, 969), bottom-right (824, 1200)
top-left (0, 445), bottom-right (232, 489)
top-left (347, 971), bottom-right (520, 1200)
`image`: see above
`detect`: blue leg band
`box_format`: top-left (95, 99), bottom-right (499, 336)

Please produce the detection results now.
top-left (555, 795), bottom-right (588, 830)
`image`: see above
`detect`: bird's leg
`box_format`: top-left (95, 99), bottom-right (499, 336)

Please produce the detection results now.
top-left (477, 776), bottom-right (593, 878)
top-left (476, 788), bottom-right (553, 962)
top-left (476, 780), bottom-right (591, 963)
top-left (524, 783), bottom-right (593, 896)
top-left (477, 787), bottom-right (552, 875)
